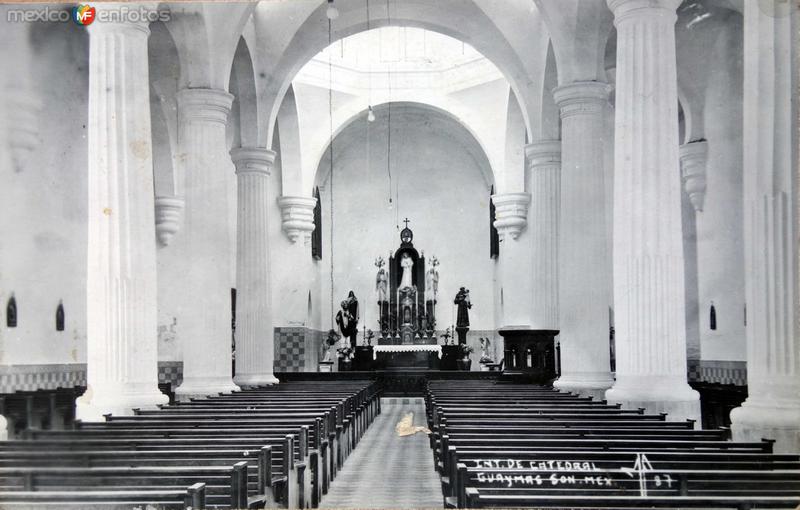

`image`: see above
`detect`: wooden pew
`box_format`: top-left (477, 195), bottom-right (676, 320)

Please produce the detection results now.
top-left (2, 380), bottom-right (380, 509)
top-left (463, 487), bottom-right (800, 509)
top-left (426, 381), bottom-right (800, 510)
top-left (0, 482), bottom-right (205, 509)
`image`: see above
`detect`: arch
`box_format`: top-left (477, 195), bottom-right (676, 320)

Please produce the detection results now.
top-left (312, 101), bottom-right (495, 192)
top-left (258, 0), bottom-right (541, 151)
top-left (533, 0), bottom-right (613, 85)
top-left (164, 3), bottom-right (257, 90)
top-left (229, 36), bottom-right (259, 149)
top-left (503, 88), bottom-right (527, 192)
top-left (539, 40), bottom-right (561, 141)
top-left (276, 85), bottom-right (304, 196)
top-left (294, 84), bottom-right (507, 194)
top-left (148, 20), bottom-right (181, 197)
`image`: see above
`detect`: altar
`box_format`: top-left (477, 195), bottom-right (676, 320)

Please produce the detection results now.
top-left (372, 344), bottom-right (442, 359)
top-left (372, 344), bottom-right (441, 370)
top-left (375, 220), bottom-right (439, 347)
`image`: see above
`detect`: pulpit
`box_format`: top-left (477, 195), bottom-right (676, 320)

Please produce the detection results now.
top-left (499, 326), bottom-right (558, 383)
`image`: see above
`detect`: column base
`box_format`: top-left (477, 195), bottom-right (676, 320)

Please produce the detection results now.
top-left (233, 373), bottom-right (280, 387)
top-left (605, 377), bottom-right (700, 424)
top-left (554, 373), bottom-right (614, 401)
top-left (730, 399), bottom-right (800, 453)
top-left (174, 377), bottom-right (239, 401)
top-left (75, 388), bottom-right (169, 422)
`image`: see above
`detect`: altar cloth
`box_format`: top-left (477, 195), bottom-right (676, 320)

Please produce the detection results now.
top-left (373, 344), bottom-right (442, 359)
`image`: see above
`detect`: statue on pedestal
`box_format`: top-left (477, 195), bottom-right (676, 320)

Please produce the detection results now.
top-left (336, 291), bottom-right (359, 348)
top-left (454, 287), bottom-right (471, 344)
top-left (375, 257), bottom-right (388, 302)
top-left (426, 257), bottom-right (439, 300)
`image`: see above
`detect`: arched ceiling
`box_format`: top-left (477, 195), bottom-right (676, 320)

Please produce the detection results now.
top-left (313, 101), bottom-right (494, 191)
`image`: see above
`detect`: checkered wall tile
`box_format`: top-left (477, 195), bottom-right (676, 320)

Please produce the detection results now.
top-left (0, 364), bottom-right (86, 393)
top-left (158, 361), bottom-right (183, 386)
top-left (0, 362), bottom-right (184, 394)
top-left (275, 327), bottom-right (307, 372)
top-left (687, 359), bottom-right (746, 386)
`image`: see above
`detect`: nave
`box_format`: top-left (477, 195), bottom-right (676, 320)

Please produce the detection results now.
top-left (320, 400), bottom-right (442, 508)
top-left (1, 376), bottom-right (800, 509)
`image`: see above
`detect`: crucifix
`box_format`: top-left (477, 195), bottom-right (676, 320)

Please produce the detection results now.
top-left (403, 218), bottom-right (410, 229)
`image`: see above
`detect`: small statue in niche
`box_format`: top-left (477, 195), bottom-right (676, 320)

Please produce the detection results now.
top-left (479, 337), bottom-right (494, 364)
top-left (399, 253), bottom-right (414, 290)
top-left (375, 257), bottom-right (388, 303)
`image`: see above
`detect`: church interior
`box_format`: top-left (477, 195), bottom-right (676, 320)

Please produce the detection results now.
top-left (0, 0), bottom-right (798, 508)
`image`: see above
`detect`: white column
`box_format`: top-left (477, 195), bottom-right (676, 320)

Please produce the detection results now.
top-left (277, 196), bottom-right (317, 243)
top-left (174, 88), bottom-right (239, 399)
top-left (605, 0), bottom-right (700, 422)
top-left (76, 12), bottom-right (168, 421)
top-left (730, 1), bottom-right (799, 453)
top-left (492, 192), bottom-right (532, 327)
top-left (552, 81), bottom-right (614, 399)
top-left (231, 148), bottom-right (280, 386)
top-left (525, 141), bottom-right (560, 332)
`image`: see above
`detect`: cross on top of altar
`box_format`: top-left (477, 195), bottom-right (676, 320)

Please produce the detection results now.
top-left (403, 218), bottom-right (410, 228)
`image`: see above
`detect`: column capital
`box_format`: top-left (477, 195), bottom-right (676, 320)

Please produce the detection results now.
top-left (177, 88), bottom-right (234, 124)
top-left (230, 147), bottom-right (276, 176)
top-left (525, 140), bottom-right (562, 169)
top-left (552, 81), bottom-right (610, 118)
top-left (679, 140), bottom-right (708, 212)
top-left (154, 196), bottom-right (184, 246)
top-left (86, 3), bottom-right (160, 36)
top-left (607, 0), bottom-right (681, 25)
top-left (491, 192), bottom-right (531, 241)
top-left (277, 196), bottom-right (317, 243)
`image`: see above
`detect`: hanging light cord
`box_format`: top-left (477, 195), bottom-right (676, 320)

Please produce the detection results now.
top-left (328, 13), bottom-right (335, 328)
top-left (386, 0), bottom-right (397, 229)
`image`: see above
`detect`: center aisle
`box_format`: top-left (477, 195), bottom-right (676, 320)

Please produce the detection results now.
top-left (320, 399), bottom-right (444, 508)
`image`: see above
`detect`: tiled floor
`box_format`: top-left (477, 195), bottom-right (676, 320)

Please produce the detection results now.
top-left (319, 399), bottom-right (444, 509)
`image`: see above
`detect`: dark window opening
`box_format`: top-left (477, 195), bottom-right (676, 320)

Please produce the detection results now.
top-left (490, 186), bottom-right (499, 259)
top-left (56, 301), bottom-right (65, 331)
top-left (6, 295), bottom-right (17, 328)
top-left (312, 187), bottom-right (323, 260)
top-left (710, 303), bottom-right (717, 331)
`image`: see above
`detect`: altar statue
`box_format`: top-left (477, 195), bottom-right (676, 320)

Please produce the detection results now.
top-left (454, 287), bottom-right (472, 344)
top-left (336, 292), bottom-right (360, 348)
top-left (426, 264), bottom-right (439, 300)
top-left (399, 253), bottom-right (414, 290)
top-left (454, 287), bottom-right (471, 327)
top-left (375, 257), bottom-right (388, 302)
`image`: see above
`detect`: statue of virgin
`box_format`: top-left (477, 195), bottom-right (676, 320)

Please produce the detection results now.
top-left (399, 253), bottom-right (414, 290)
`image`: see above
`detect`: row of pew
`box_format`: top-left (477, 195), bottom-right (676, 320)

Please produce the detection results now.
top-left (0, 380), bottom-right (381, 509)
top-left (426, 380), bottom-right (800, 509)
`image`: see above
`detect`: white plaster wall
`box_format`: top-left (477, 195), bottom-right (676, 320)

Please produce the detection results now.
top-left (0, 21), bottom-right (89, 366)
top-left (154, 110), bottom-right (238, 364)
top-left (268, 131), bottom-right (323, 330)
top-left (695, 15), bottom-right (745, 361)
top-left (316, 105), bottom-right (496, 333)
